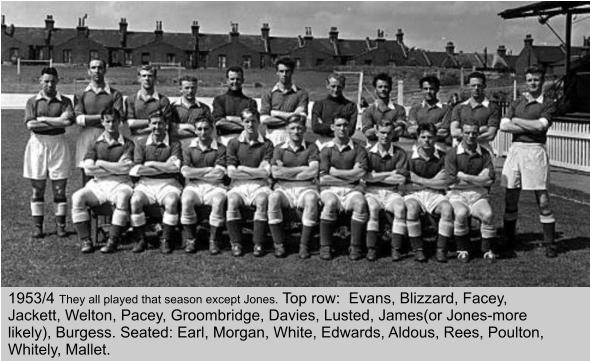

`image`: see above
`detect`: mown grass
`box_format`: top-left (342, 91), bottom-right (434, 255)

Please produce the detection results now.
top-left (2, 109), bottom-right (590, 287)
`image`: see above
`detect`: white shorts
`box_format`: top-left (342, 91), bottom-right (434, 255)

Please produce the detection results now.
top-left (274, 184), bottom-right (320, 209)
top-left (184, 182), bottom-right (227, 206)
top-left (501, 142), bottom-right (549, 190)
top-left (365, 187), bottom-right (404, 211)
top-left (227, 179), bottom-right (272, 206)
top-left (23, 133), bottom-right (71, 180)
top-left (134, 177), bottom-right (182, 205)
top-left (447, 188), bottom-right (488, 210)
top-left (265, 126), bottom-right (289, 146)
top-left (75, 127), bottom-right (103, 168)
top-left (320, 186), bottom-right (364, 212)
top-left (85, 176), bottom-right (133, 204)
top-left (404, 189), bottom-right (447, 214)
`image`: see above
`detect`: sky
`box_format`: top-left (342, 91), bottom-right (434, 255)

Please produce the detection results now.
top-left (2, 1), bottom-right (590, 54)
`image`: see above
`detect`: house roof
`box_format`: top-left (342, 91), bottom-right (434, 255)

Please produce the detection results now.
top-left (407, 48), bottom-right (430, 66)
top-left (338, 39), bottom-right (370, 57)
top-left (11, 27), bottom-right (49, 46)
top-left (268, 36), bottom-right (299, 55)
top-left (426, 51), bottom-right (458, 67)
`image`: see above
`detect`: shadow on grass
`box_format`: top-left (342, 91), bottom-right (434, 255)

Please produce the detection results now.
top-left (558, 237), bottom-right (590, 253)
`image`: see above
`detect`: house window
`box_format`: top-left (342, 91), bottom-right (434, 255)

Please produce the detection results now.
top-left (218, 55), bottom-right (227, 69)
top-left (242, 56), bottom-right (252, 69)
top-left (364, 59), bottom-right (372, 66)
top-left (271, 55), bottom-right (277, 65)
top-left (167, 53), bottom-right (176, 64)
top-left (295, 58), bottom-right (301, 69)
top-left (110, 50), bottom-right (119, 64)
top-left (388, 59), bottom-right (396, 66)
top-left (9, 48), bottom-right (19, 63)
top-left (125, 51), bottom-right (132, 66)
top-left (260, 55), bottom-right (266, 68)
top-left (63, 49), bottom-right (72, 63)
top-left (141, 52), bottom-right (150, 65)
top-left (346, 59), bottom-right (356, 66)
top-left (89, 50), bottom-right (99, 61)
top-left (316, 58), bottom-right (324, 66)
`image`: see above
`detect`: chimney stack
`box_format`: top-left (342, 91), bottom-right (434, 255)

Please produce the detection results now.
top-left (396, 28), bottom-right (404, 44)
top-left (304, 26), bottom-right (313, 40)
top-left (155, 20), bottom-right (163, 41)
top-left (76, 16), bottom-right (88, 37)
top-left (524, 34), bottom-right (533, 47)
top-left (261, 23), bottom-right (270, 41)
top-left (445, 41), bottom-right (455, 55)
top-left (497, 45), bottom-right (507, 57)
top-left (329, 26), bottom-right (339, 43)
top-left (230, 22), bottom-right (239, 41)
top-left (376, 29), bottom-right (385, 46)
top-left (191, 20), bottom-right (200, 38)
top-left (45, 15), bottom-right (54, 31)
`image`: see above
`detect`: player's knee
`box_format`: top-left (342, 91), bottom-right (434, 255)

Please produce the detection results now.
top-left (211, 195), bottom-right (226, 210)
top-left (254, 193), bottom-right (268, 210)
top-left (130, 195), bottom-right (144, 213)
top-left (115, 191), bottom-right (131, 209)
top-left (438, 201), bottom-right (453, 220)
top-left (181, 193), bottom-right (196, 209)
top-left (227, 193), bottom-right (241, 210)
top-left (351, 195), bottom-right (367, 213)
top-left (71, 190), bottom-right (86, 208)
top-left (392, 199), bottom-right (406, 219)
top-left (479, 208), bottom-right (494, 224)
top-left (405, 201), bottom-right (420, 219)
top-left (453, 205), bottom-right (469, 221)
top-left (268, 192), bottom-right (282, 208)
top-left (163, 194), bottom-right (180, 212)
top-left (303, 192), bottom-right (319, 210)
top-left (322, 196), bottom-right (338, 211)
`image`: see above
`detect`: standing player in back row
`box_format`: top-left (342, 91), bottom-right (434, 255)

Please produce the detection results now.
top-left (362, 73), bottom-right (406, 147)
top-left (449, 72), bottom-right (500, 155)
top-left (311, 73), bottom-right (358, 149)
top-left (74, 59), bottom-right (124, 184)
top-left (260, 57), bottom-right (309, 145)
top-left (24, 67), bottom-right (74, 239)
top-left (212, 66), bottom-right (258, 146)
top-left (170, 75), bottom-right (212, 147)
top-left (126, 65), bottom-right (172, 141)
top-left (500, 66), bottom-right (558, 258)
top-left (407, 75), bottom-right (451, 149)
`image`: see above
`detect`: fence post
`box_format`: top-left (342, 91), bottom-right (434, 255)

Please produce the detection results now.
top-left (17, 57), bottom-right (21, 76)
top-left (513, 79), bottom-right (517, 100)
top-left (49, 58), bottom-right (53, 67)
top-left (460, 67), bottom-right (464, 92)
top-left (397, 80), bottom-right (403, 106)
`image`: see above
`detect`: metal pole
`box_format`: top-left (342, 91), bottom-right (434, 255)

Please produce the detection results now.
top-left (17, 57), bottom-right (21, 76)
top-left (397, 80), bottom-right (403, 106)
top-left (565, 10), bottom-right (572, 90)
top-left (513, 79), bottom-right (517, 100)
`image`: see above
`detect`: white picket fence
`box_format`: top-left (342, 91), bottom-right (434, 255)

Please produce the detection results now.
top-left (491, 106), bottom-right (590, 172)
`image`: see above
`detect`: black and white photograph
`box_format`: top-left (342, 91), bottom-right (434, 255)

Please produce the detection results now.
top-left (2, 1), bottom-right (590, 287)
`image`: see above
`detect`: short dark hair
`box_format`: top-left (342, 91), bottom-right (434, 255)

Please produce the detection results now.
top-left (41, 67), bottom-right (58, 78)
top-left (241, 108), bottom-right (260, 121)
top-left (178, 75), bottom-right (198, 84)
top-left (417, 122), bottom-right (437, 136)
top-left (525, 65), bottom-right (545, 79)
top-left (226, 66), bottom-right (244, 78)
top-left (276, 57), bottom-right (295, 71)
top-left (467, 71), bottom-right (486, 84)
top-left (101, 108), bottom-right (121, 122)
top-left (372, 73), bottom-right (393, 88)
top-left (194, 117), bottom-right (214, 128)
top-left (419, 75), bottom-right (440, 89)
top-left (148, 109), bottom-right (163, 120)
top-left (138, 64), bottom-right (157, 77)
top-left (287, 114), bottom-right (306, 126)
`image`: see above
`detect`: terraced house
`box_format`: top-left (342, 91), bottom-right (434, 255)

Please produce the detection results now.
top-left (3, 14), bottom-right (584, 75)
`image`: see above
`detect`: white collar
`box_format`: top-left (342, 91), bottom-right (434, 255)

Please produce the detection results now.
top-left (189, 138), bottom-right (218, 151)
top-left (96, 131), bottom-right (125, 145)
top-left (272, 83), bottom-right (299, 93)
top-left (465, 97), bottom-right (490, 109)
top-left (325, 139), bottom-right (355, 152)
top-left (146, 133), bottom-right (170, 147)
top-left (524, 92), bottom-right (544, 104)
top-left (457, 142), bottom-right (482, 156)
top-left (237, 130), bottom-right (265, 144)
top-left (173, 97), bottom-right (201, 108)
top-left (368, 143), bottom-right (395, 157)
top-left (374, 98), bottom-right (396, 110)
top-left (85, 83), bottom-right (112, 95)
top-left (280, 140), bottom-right (307, 151)
top-left (411, 144), bottom-right (441, 160)
top-left (137, 90), bottom-right (160, 102)
top-left (421, 100), bottom-right (443, 109)
top-left (35, 91), bottom-right (63, 102)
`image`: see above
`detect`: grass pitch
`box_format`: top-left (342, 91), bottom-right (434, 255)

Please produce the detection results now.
top-left (2, 109), bottom-right (590, 286)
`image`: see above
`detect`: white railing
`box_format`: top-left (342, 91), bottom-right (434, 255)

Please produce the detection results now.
top-left (492, 118), bottom-right (590, 172)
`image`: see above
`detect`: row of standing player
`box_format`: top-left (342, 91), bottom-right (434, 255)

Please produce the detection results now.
top-left (22, 58), bottom-right (558, 260)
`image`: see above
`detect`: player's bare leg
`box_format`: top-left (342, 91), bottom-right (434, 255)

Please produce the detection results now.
top-left (451, 201), bottom-right (471, 262)
top-left (208, 193), bottom-right (226, 255)
top-left (181, 189), bottom-right (199, 253)
top-left (252, 193), bottom-right (269, 257)
top-left (471, 199), bottom-right (497, 263)
top-left (366, 196), bottom-right (383, 261)
top-left (268, 191), bottom-right (290, 258)
top-left (130, 191), bottom-right (150, 253)
top-left (71, 188), bottom-right (100, 253)
top-left (348, 194), bottom-right (368, 261)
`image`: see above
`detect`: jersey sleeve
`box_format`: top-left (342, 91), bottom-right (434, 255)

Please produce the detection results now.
top-left (263, 140), bottom-right (274, 162)
top-left (361, 106), bottom-right (375, 133)
top-left (24, 97), bottom-right (36, 124)
top-left (216, 145), bottom-right (227, 167)
top-left (450, 103), bottom-right (461, 125)
top-left (444, 149), bottom-right (458, 178)
top-left (120, 140), bottom-right (135, 163)
top-left (170, 140), bottom-right (182, 162)
top-left (112, 90), bottom-right (125, 119)
top-left (408, 105), bottom-right (418, 125)
top-left (487, 103), bottom-right (501, 128)
top-left (226, 139), bottom-right (239, 167)
top-left (270, 146), bottom-right (282, 166)
top-left (248, 97), bottom-right (258, 112)
top-left (347, 102), bottom-right (359, 137)
top-left (482, 149), bottom-right (496, 182)
top-left (181, 145), bottom-right (191, 167)
top-left (395, 149), bottom-right (410, 180)
top-left (355, 146), bottom-right (369, 171)
top-left (319, 147), bottom-right (331, 176)
top-left (125, 96), bottom-right (136, 120)
top-left (297, 89), bottom-right (310, 114)
top-left (73, 92), bottom-right (86, 116)
top-left (540, 99), bottom-right (556, 125)
top-left (311, 101), bottom-right (331, 136)
top-left (260, 91), bottom-right (272, 115)
top-left (308, 143), bottom-right (320, 163)
top-left (133, 140), bottom-right (145, 165)
top-left (211, 95), bottom-right (226, 121)
top-left (61, 97), bottom-right (75, 123)
top-left (84, 141), bottom-right (98, 162)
